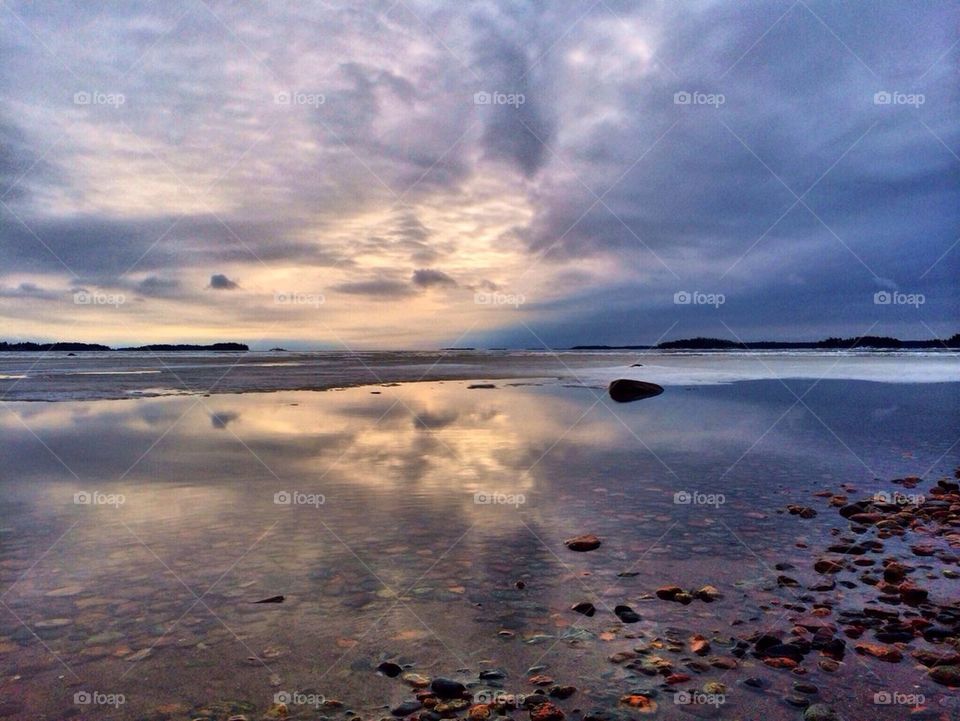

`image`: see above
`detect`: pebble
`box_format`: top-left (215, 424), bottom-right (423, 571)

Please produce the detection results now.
top-left (694, 585), bottom-right (722, 602)
top-left (391, 701), bottom-right (422, 717)
top-left (854, 642), bottom-right (902, 662)
top-left (430, 678), bottom-right (466, 699)
top-left (929, 665), bottom-right (960, 686)
top-left (402, 673), bottom-right (431, 688)
top-left (571, 602), bottom-right (596, 617)
top-left (378, 662), bottom-right (403, 677)
top-left (619, 694), bottom-right (657, 713)
top-left (564, 535), bottom-right (601, 552)
top-left (803, 704), bottom-right (839, 721)
top-left (468, 704), bottom-right (492, 721)
top-left (689, 635), bottom-right (710, 656)
top-left (529, 702), bottom-right (565, 721)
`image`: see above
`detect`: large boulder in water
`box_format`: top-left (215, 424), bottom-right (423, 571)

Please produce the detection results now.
top-left (608, 379), bottom-right (664, 403)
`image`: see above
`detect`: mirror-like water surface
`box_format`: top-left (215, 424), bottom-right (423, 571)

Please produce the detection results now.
top-left (1, 379), bottom-right (958, 720)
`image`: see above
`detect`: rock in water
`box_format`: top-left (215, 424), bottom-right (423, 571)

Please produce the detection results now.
top-left (431, 678), bottom-right (466, 699)
top-left (803, 704), bottom-right (839, 721)
top-left (565, 534), bottom-right (601, 552)
top-left (571, 602), bottom-right (596, 617)
top-left (929, 665), bottom-right (960, 687)
top-left (529, 702), bottom-right (565, 721)
top-left (608, 379), bottom-right (664, 403)
top-left (377, 661), bottom-right (403, 677)
top-left (391, 700), bottom-right (422, 716)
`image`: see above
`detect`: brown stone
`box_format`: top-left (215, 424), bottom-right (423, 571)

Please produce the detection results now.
top-left (530, 702), bottom-right (565, 721)
top-left (564, 534), bottom-right (601, 552)
top-left (854, 643), bottom-right (902, 662)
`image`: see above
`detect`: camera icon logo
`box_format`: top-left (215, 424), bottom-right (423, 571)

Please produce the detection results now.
top-left (873, 691), bottom-right (892, 704)
top-left (474, 91), bottom-right (491, 105)
top-left (873, 290), bottom-right (891, 305)
top-left (74, 691), bottom-right (92, 705)
top-left (674, 690), bottom-right (692, 704)
top-left (74, 491), bottom-right (92, 505)
top-left (673, 290), bottom-right (691, 304)
top-left (274, 491), bottom-right (292, 505)
top-left (274, 691), bottom-right (292, 704)
top-left (873, 91), bottom-right (892, 105)
top-left (74, 91), bottom-right (91, 105)
top-left (674, 91), bottom-right (691, 105)
top-left (274, 91), bottom-right (291, 105)
top-left (673, 490), bottom-right (692, 504)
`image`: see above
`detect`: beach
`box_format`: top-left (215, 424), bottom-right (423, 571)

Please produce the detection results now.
top-left (1, 352), bottom-right (958, 720)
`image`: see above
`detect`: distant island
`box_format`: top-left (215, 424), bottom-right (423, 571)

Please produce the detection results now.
top-left (0, 341), bottom-right (248, 352)
top-left (572, 334), bottom-right (960, 350)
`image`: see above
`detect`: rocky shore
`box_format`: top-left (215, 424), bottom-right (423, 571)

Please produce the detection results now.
top-left (193, 473), bottom-right (959, 721)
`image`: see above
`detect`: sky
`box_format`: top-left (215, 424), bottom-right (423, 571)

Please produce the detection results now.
top-left (1, 0), bottom-right (957, 349)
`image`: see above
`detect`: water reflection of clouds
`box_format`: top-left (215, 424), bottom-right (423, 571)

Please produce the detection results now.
top-left (2, 381), bottom-right (955, 517)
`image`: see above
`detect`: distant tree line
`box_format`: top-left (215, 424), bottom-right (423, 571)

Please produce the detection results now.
top-left (572, 334), bottom-right (960, 350)
top-left (0, 342), bottom-right (249, 352)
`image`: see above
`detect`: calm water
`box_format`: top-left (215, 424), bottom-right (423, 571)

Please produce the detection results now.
top-left (1, 379), bottom-right (958, 719)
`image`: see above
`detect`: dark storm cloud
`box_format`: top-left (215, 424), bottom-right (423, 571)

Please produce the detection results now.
top-left (208, 274), bottom-right (238, 290)
top-left (0, 214), bottom-right (348, 275)
top-left (0, 118), bottom-right (54, 203)
top-left (135, 276), bottom-right (180, 297)
top-left (412, 269), bottom-right (457, 288)
top-left (0, 282), bottom-right (62, 300)
top-left (332, 277), bottom-right (416, 299)
top-left (470, 5), bottom-right (555, 178)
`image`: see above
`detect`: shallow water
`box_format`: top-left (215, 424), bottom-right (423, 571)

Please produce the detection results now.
top-left (0, 379), bottom-right (958, 720)
top-left (0, 349), bottom-right (957, 400)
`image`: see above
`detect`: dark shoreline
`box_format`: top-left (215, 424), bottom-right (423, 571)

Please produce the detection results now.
top-left (0, 342), bottom-right (249, 352)
top-left (574, 334), bottom-right (960, 351)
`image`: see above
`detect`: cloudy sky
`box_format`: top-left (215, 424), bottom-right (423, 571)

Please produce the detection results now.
top-left (1, 0), bottom-right (957, 349)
